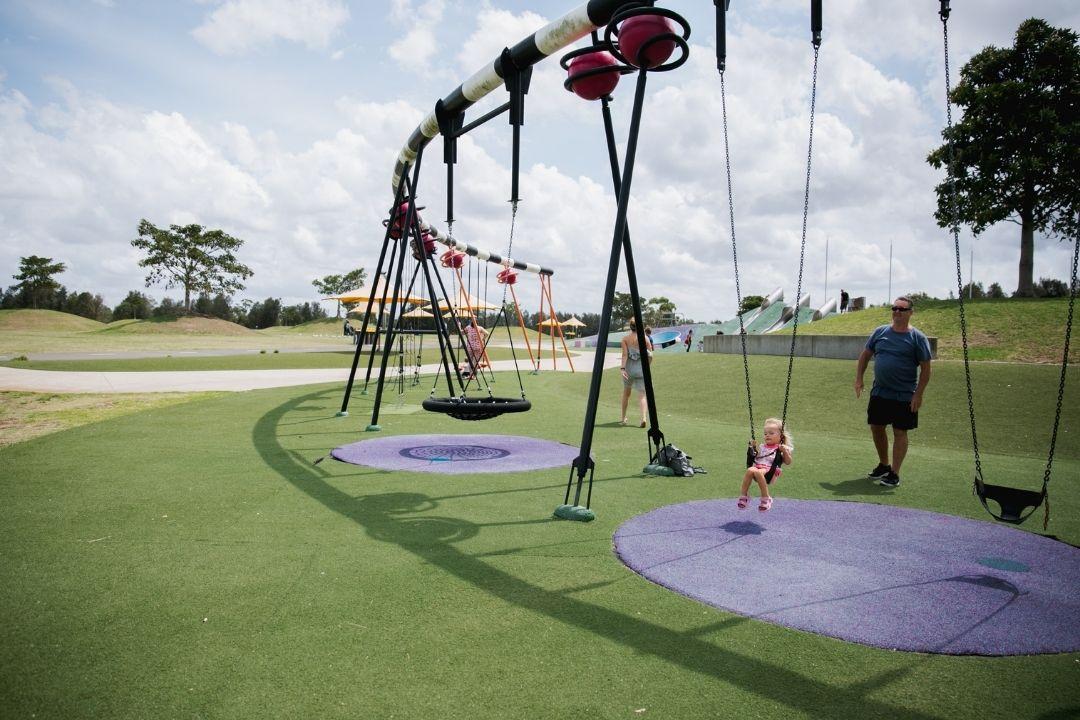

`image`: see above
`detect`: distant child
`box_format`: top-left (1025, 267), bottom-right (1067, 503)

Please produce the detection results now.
top-left (737, 418), bottom-right (793, 512)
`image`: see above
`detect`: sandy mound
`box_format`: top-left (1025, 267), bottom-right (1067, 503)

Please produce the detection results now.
top-left (0, 309), bottom-right (104, 332)
top-left (101, 316), bottom-right (257, 335)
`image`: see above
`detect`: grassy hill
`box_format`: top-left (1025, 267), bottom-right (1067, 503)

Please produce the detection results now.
top-left (792, 297), bottom-right (1076, 363)
top-left (259, 318), bottom-right (344, 335)
top-left (0, 309), bottom-right (104, 332)
top-left (94, 316), bottom-right (256, 335)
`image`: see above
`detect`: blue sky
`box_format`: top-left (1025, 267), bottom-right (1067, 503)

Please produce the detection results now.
top-left (1, 1), bottom-right (1078, 321)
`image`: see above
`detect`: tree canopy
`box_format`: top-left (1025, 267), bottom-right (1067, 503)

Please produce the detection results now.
top-left (12, 255), bottom-right (66, 309)
top-left (927, 18), bottom-right (1080, 296)
top-left (311, 268), bottom-right (367, 317)
top-left (131, 220), bottom-right (253, 312)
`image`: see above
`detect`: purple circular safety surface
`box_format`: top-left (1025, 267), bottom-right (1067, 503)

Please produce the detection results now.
top-left (331, 434), bottom-right (579, 475)
top-left (614, 499), bottom-right (1080, 656)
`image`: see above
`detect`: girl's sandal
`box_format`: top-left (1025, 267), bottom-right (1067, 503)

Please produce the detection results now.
top-left (736, 496), bottom-right (749, 509)
top-left (758, 497), bottom-right (773, 512)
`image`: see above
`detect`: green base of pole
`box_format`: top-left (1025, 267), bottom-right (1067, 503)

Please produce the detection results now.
top-left (360, 389), bottom-right (369, 396)
top-left (365, 424), bottom-right (381, 432)
top-left (642, 464), bottom-right (675, 477)
top-left (553, 504), bottom-right (595, 522)
top-left (335, 411), bottom-right (348, 417)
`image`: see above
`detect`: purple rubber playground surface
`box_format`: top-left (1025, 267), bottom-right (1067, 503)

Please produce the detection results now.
top-left (331, 434), bottom-right (579, 474)
top-left (614, 499), bottom-right (1080, 656)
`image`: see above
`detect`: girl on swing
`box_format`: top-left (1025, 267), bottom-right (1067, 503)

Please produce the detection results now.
top-left (737, 418), bottom-right (793, 512)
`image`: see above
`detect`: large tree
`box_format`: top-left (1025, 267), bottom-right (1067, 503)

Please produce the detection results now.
top-left (312, 268), bottom-right (367, 317)
top-left (12, 255), bottom-right (66, 309)
top-left (927, 18), bottom-right (1080, 296)
top-left (132, 220), bottom-right (253, 312)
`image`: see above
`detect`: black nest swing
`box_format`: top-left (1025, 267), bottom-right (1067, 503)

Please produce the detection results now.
top-left (422, 395), bottom-right (531, 421)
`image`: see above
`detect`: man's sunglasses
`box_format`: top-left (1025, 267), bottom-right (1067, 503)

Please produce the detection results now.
top-left (891, 306), bottom-right (912, 312)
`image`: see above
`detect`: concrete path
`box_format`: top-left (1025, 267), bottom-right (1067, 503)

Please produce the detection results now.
top-left (0, 354), bottom-right (613, 393)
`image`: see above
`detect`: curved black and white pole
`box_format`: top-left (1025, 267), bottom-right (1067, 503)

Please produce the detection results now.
top-left (390, 0), bottom-right (644, 195)
top-left (422, 223), bottom-right (554, 276)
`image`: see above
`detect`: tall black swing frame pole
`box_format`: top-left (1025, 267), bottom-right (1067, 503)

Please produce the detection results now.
top-left (367, 149), bottom-right (426, 431)
top-left (598, 72), bottom-right (665, 457)
top-left (564, 66), bottom-right (652, 514)
top-left (337, 166), bottom-right (412, 416)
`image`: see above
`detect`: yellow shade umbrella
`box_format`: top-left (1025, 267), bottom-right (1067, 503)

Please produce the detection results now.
top-left (326, 276), bottom-right (425, 305)
top-left (436, 290), bottom-right (500, 312)
top-left (562, 316), bottom-right (586, 327)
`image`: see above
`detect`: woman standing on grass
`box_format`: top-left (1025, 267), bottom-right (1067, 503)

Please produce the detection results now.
top-left (619, 316), bottom-right (652, 427)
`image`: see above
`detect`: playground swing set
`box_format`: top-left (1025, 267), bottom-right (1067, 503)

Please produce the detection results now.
top-left (330, 0), bottom-right (1074, 530)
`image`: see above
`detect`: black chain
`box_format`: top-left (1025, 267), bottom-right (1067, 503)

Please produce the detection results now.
top-left (780, 45), bottom-right (819, 432)
top-left (942, 17), bottom-right (985, 491)
top-left (721, 71), bottom-right (756, 443)
top-left (1043, 233), bottom-right (1078, 486)
top-left (503, 200), bottom-right (527, 399)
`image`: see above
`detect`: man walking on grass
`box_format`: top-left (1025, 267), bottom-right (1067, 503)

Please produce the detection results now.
top-left (854, 296), bottom-right (932, 487)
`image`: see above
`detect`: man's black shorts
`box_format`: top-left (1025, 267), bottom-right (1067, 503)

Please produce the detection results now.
top-left (867, 395), bottom-right (918, 430)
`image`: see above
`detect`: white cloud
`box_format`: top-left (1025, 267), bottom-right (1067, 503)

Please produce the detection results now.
top-left (192, 0), bottom-right (349, 55)
top-left (387, 0), bottom-right (446, 75)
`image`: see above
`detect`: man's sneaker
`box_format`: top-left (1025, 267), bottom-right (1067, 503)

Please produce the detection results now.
top-left (868, 463), bottom-right (892, 479)
top-left (877, 471), bottom-right (900, 488)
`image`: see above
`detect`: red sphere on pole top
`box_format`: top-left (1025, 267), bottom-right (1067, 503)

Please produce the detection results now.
top-left (618, 14), bottom-right (677, 69)
top-left (566, 51), bottom-right (620, 101)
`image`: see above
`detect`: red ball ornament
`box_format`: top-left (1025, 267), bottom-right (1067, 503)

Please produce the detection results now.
top-left (618, 14), bottom-right (676, 69)
top-left (567, 51), bottom-right (620, 101)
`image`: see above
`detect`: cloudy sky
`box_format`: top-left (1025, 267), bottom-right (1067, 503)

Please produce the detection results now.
top-left (1, 0), bottom-right (1077, 321)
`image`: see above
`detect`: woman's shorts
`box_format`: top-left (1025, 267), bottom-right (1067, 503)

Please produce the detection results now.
top-left (867, 395), bottom-right (918, 430)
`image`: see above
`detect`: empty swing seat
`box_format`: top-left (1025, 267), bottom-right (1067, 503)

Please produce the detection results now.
top-left (976, 479), bottom-right (1046, 525)
top-left (422, 396), bottom-right (532, 421)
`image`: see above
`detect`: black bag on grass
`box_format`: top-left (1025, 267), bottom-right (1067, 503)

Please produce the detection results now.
top-left (654, 444), bottom-right (696, 477)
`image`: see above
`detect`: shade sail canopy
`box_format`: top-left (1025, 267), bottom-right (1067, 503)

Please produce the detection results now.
top-left (562, 316), bottom-right (586, 327)
top-left (325, 276), bottom-right (426, 305)
top-left (436, 290), bottom-right (500, 312)
top-left (400, 307), bottom-right (434, 318)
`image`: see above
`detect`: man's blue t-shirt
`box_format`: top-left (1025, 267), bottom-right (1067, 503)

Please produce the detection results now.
top-left (866, 325), bottom-right (932, 401)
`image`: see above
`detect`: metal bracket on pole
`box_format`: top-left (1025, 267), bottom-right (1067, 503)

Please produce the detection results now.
top-left (810, 0), bottom-right (822, 48)
top-left (500, 47), bottom-right (533, 204)
top-left (435, 99), bottom-right (464, 226)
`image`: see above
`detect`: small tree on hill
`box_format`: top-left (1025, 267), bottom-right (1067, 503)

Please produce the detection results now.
top-left (12, 255), bottom-right (66, 309)
top-left (113, 291), bottom-right (155, 320)
top-left (132, 220), bottom-right (253, 313)
top-left (740, 295), bottom-right (765, 313)
top-left (312, 268), bottom-right (367, 318)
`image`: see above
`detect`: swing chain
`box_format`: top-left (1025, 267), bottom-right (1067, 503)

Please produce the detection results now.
top-left (942, 14), bottom-right (985, 490)
top-left (1043, 233), bottom-right (1079, 486)
top-left (781, 43), bottom-right (819, 431)
top-left (721, 70), bottom-right (756, 443)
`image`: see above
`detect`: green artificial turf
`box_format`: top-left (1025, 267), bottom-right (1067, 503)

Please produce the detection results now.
top-left (1, 346), bottom-right (540, 372)
top-left (1, 354), bottom-right (1078, 719)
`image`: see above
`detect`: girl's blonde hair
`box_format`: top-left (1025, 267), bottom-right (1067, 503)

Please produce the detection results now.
top-left (763, 417), bottom-right (793, 448)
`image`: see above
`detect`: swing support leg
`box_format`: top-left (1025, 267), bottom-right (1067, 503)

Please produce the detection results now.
top-left (338, 170), bottom-right (410, 416)
top-left (560, 68), bottom-right (651, 521)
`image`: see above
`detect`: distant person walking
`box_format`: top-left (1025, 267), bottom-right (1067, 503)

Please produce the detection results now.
top-left (684, 328), bottom-right (693, 353)
top-left (854, 296), bottom-right (932, 488)
top-left (840, 289), bottom-right (849, 314)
